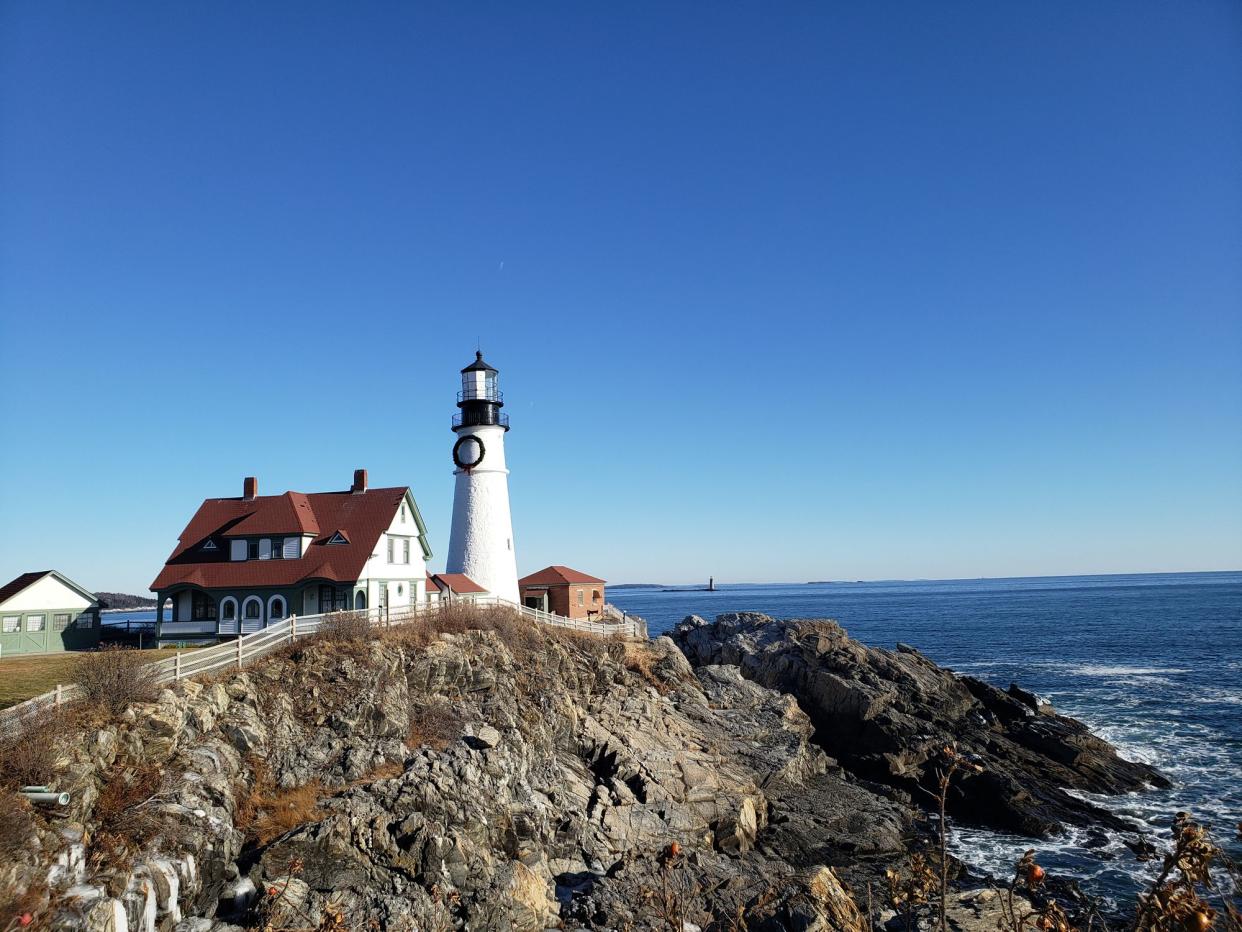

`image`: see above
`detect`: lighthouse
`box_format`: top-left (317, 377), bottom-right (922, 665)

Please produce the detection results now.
top-left (445, 351), bottom-right (520, 604)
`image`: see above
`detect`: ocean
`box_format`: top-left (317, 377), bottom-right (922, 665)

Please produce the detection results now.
top-left (608, 571), bottom-right (1242, 906)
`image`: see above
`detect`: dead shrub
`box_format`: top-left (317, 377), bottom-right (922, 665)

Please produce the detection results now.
top-left (0, 788), bottom-right (35, 859)
top-left (0, 871), bottom-right (45, 932)
top-left (75, 645), bottom-right (159, 714)
top-left (316, 610), bottom-right (371, 645)
top-left (0, 707), bottom-right (69, 790)
top-left (91, 758), bottom-right (164, 854)
top-left (407, 698), bottom-right (465, 751)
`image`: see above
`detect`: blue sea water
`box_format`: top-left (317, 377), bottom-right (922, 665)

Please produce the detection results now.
top-left (608, 572), bottom-right (1242, 905)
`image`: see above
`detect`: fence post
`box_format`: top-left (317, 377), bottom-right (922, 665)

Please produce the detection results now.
top-left (54, 684), bottom-right (62, 708)
top-left (175, 651), bottom-right (182, 681)
top-left (236, 634), bottom-right (243, 669)
top-left (290, 614), bottom-right (297, 642)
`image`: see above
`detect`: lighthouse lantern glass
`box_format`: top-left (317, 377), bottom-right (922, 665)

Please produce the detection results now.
top-left (462, 369), bottom-right (496, 401)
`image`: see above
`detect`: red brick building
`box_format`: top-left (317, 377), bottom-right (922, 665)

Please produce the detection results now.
top-left (518, 566), bottom-right (605, 619)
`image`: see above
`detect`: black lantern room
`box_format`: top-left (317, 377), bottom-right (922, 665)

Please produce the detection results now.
top-left (453, 351), bottom-right (509, 431)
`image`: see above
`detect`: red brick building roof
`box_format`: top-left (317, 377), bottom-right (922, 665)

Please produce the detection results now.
top-left (429, 573), bottom-right (487, 594)
top-left (518, 565), bottom-right (606, 586)
top-left (151, 486), bottom-right (425, 592)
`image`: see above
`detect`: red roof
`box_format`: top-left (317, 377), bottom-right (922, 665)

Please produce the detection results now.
top-left (0, 571), bottom-right (53, 606)
top-left (0, 570), bottom-right (97, 607)
top-left (151, 487), bottom-right (412, 592)
top-left (430, 573), bottom-right (487, 594)
top-left (518, 565), bottom-right (606, 586)
top-left (230, 492), bottom-right (319, 536)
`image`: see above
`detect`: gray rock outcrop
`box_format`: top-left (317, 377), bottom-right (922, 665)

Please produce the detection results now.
top-left (673, 613), bottom-right (1169, 838)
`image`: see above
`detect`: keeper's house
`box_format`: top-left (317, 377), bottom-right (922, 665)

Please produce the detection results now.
top-left (151, 470), bottom-right (432, 642)
top-left (519, 565), bottom-right (606, 619)
top-left (0, 570), bottom-right (101, 656)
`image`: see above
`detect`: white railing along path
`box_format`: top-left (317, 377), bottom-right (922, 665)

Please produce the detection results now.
top-left (0, 597), bottom-right (645, 732)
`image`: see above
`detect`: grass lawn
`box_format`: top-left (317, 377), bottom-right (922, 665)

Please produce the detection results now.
top-left (0, 648), bottom-right (195, 709)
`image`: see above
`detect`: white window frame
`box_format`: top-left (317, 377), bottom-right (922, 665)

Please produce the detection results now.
top-left (387, 537), bottom-right (394, 563)
top-left (241, 597), bottom-right (263, 621)
top-left (402, 539), bottom-right (410, 564)
top-left (267, 595), bottom-right (286, 622)
top-left (220, 597), bottom-right (238, 622)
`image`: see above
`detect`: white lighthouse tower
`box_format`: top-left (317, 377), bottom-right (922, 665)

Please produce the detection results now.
top-left (445, 351), bottom-right (520, 604)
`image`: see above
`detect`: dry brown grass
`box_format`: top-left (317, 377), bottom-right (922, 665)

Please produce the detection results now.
top-left (407, 697), bottom-right (465, 751)
top-left (249, 782), bottom-right (325, 846)
top-left (0, 647), bottom-right (190, 711)
top-left (387, 601), bottom-right (545, 659)
top-left (75, 645), bottom-right (159, 714)
top-left (621, 641), bottom-right (660, 684)
top-left (235, 755), bottom-right (326, 846)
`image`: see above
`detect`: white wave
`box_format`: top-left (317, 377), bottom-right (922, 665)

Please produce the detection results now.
top-left (1069, 665), bottom-right (1190, 677)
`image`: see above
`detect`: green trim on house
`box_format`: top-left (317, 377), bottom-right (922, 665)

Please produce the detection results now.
top-left (404, 489), bottom-right (434, 560)
top-left (0, 607), bottom-right (101, 656)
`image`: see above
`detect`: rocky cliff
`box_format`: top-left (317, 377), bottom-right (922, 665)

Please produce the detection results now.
top-left (0, 609), bottom-right (1166, 931)
top-left (672, 613), bottom-right (1168, 837)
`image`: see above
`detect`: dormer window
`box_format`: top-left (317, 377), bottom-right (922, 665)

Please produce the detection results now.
top-left (202, 539), bottom-right (218, 551)
top-left (247, 540), bottom-right (259, 560)
top-left (400, 504), bottom-right (407, 523)
top-left (327, 531), bottom-right (348, 545)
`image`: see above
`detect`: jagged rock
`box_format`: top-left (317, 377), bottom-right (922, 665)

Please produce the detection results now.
top-left (18, 612), bottom-right (1160, 930)
top-left (673, 613), bottom-right (1169, 837)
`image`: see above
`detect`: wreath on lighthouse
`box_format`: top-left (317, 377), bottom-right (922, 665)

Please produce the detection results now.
top-left (453, 434), bottom-right (486, 470)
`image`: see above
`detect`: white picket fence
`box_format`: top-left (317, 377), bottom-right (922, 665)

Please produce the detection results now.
top-left (0, 597), bottom-right (645, 732)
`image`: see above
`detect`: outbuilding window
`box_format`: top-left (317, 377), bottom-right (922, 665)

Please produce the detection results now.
top-left (26, 615), bottom-right (45, 632)
top-left (54, 614), bottom-right (71, 631)
top-left (577, 589), bottom-right (584, 607)
top-left (2, 616), bottom-right (18, 633)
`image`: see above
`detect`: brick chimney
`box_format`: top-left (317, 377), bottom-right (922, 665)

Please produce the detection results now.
top-left (243, 476), bottom-right (258, 501)
top-left (351, 468), bottom-right (368, 494)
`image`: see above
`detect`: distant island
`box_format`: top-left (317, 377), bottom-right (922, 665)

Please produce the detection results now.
top-left (608, 583), bottom-right (663, 590)
top-left (97, 591), bottom-right (157, 611)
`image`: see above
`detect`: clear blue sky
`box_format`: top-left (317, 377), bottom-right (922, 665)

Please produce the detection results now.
top-left (1, 2), bottom-right (1239, 593)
